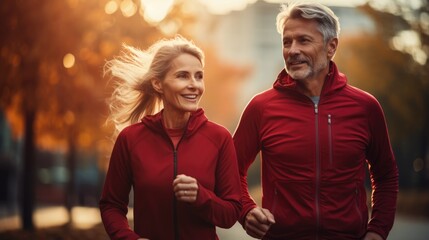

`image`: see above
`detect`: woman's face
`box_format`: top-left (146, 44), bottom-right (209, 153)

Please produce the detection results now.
top-left (155, 53), bottom-right (204, 115)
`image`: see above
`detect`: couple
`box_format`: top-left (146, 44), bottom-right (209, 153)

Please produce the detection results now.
top-left (99, 2), bottom-right (398, 240)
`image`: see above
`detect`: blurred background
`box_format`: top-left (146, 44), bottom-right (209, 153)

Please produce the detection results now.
top-left (0, 0), bottom-right (428, 239)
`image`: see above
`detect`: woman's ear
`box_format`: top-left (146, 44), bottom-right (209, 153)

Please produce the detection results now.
top-left (151, 78), bottom-right (163, 94)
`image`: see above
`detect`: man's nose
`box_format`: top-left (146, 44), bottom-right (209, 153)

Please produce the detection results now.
top-left (288, 41), bottom-right (300, 55)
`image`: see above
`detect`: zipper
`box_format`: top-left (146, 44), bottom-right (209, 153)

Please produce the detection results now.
top-left (173, 149), bottom-right (179, 240)
top-left (170, 122), bottom-right (188, 240)
top-left (314, 104), bottom-right (320, 240)
top-left (328, 114), bottom-right (333, 166)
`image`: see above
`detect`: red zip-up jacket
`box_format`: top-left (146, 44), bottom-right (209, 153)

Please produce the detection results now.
top-left (100, 108), bottom-right (241, 240)
top-left (233, 62), bottom-right (398, 240)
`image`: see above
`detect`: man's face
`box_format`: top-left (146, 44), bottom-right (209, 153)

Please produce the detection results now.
top-left (282, 18), bottom-right (336, 81)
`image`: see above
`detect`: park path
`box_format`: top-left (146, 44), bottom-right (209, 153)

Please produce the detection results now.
top-left (0, 206), bottom-right (428, 239)
top-left (217, 215), bottom-right (429, 240)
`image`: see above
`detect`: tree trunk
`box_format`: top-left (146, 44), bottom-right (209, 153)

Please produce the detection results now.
top-left (21, 109), bottom-right (36, 230)
top-left (66, 135), bottom-right (76, 225)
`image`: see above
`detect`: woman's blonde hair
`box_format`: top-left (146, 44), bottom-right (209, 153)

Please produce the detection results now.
top-left (104, 35), bottom-right (205, 136)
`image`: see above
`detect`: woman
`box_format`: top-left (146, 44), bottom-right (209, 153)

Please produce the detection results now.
top-left (99, 36), bottom-right (241, 240)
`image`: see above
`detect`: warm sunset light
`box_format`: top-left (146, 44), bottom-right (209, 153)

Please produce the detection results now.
top-left (104, 0), bottom-right (118, 14)
top-left (140, 0), bottom-right (174, 23)
top-left (198, 0), bottom-right (257, 14)
top-left (1, 0), bottom-right (428, 239)
top-left (64, 110), bottom-right (75, 125)
top-left (262, 0), bottom-right (367, 7)
top-left (120, 0), bottom-right (138, 17)
top-left (391, 30), bottom-right (427, 65)
top-left (63, 53), bottom-right (75, 68)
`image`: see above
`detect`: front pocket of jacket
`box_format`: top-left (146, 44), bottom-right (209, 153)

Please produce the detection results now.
top-left (319, 181), bottom-right (368, 237)
top-left (269, 181), bottom-right (315, 235)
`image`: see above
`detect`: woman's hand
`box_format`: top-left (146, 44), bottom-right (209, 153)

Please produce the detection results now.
top-left (173, 174), bottom-right (198, 203)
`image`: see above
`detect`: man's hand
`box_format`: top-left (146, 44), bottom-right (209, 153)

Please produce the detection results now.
top-left (362, 231), bottom-right (383, 240)
top-left (244, 207), bottom-right (275, 239)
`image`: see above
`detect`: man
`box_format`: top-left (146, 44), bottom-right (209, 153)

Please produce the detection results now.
top-left (233, 2), bottom-right (398, 240)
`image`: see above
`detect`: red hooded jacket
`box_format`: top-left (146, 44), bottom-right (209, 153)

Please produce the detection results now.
top-left (100, 109), bottom-right (241, 240)
top-left (233, 62), bottom-right (398, 240)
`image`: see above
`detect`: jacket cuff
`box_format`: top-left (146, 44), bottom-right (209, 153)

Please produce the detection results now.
top-left (238, 203), bottom-right (257, 226)
top-left (367, 227), bottom-right (387, 240)
top-left (194, 182), bottom-right (212, 207)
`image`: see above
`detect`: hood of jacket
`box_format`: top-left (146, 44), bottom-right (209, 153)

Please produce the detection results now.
top-left (141, 108), bottom-right (208, 137)
top-left (273, 61), bottom-right (347, 98)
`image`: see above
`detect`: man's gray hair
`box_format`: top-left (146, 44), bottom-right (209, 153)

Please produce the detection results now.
top-left (276, 1), bottom-right (341, 43)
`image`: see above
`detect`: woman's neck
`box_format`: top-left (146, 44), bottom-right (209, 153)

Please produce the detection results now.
top-left (162, 110), bottom-right (190, 129)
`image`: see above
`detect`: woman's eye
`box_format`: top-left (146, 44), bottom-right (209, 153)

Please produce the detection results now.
top-left (195, 73), bottom-right (203, 80)
top-left (177, 73), bottom-right (188, 79)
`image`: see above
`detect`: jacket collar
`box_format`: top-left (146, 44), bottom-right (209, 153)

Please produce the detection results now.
top-left (273, 61), bottom-right (347, 97)
top-left (141, 108), bottom-right (208, 137)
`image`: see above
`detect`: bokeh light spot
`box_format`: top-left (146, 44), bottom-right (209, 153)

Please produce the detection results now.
top-left (141, 0), bottom-right (174, 23)
top-left (64, 110), bottom-right (75, 125)
top-left (63, 53), bottom-right (75, 68)
top-left (105, 0), bottom-right (118, 14)
top-left (413, 158), bottom-right (424, 172)
top-left (120, 0), bottom-right (137, 17)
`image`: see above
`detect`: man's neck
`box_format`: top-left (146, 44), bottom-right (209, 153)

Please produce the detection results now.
top-left (296, 78), bottom-right (324, 97)
top-left (296, 65), bottom-right (330, 98)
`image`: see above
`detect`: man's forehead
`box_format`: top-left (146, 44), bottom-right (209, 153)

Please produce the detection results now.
top-left (282, 18), bottom-right (321, 36)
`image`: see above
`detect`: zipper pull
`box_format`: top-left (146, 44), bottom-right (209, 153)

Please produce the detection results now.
top-left (314, 104), bottom-right (318, 114)
top-left (328, 114), bottom-right (331, 124)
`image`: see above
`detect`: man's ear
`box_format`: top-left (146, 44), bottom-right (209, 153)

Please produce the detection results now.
top-left (327, 38), bottom-right (338, 59)
top-left (151, 78), bottom-right (163, 94)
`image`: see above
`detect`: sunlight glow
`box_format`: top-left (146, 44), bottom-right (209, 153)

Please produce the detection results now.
top-left (33, 207), bottom-right (101, 229)
top-left (421, 12), bottom-right (429, 35)
top-left (158, 19), bottom-right (182, 36)
top-left (120, 0), bottom-right (138, 17)
top-left (140, 0), bottom-right (174, 24)
top-left (197, 0), bottom-right (257, 15)
top-left (63, 53), bottom-right (75, 68)
top-left (391, 30), bottom-right (427, 65)
top-left (262, 0), bottom-right (368, 7)
top-left (0, 206), bottom-right (131, 231)
top-left (105, 0), bottom-right (118, 15)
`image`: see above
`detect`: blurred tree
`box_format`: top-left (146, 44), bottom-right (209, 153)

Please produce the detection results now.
top-left (200, 47), bottom-right (252, 131)
top-left (1, 0), bottom-right (52, 230)
top-left (335, 0), bottom-right (428, 188)
top-left (0, 0), bottom-right (160, 229)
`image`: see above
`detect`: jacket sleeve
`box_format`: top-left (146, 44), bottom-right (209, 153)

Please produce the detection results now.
top-left (192, 134), bottom-right (242, 228)
top-left (232, 99), bottom-right (262, 225)
top-left (99, 131), bottom-right (140, 240)
top-left (365, 98), bottom-right (399, 240)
